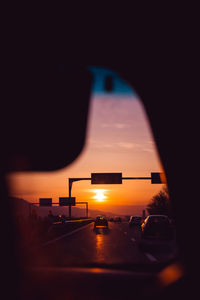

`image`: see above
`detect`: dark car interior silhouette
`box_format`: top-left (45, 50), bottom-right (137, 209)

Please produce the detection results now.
top-left (1, 61), bottom-right (197, 300)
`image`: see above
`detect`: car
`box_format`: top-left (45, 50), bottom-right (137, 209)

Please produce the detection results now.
top-left (114, 216), bottom-right (122, 223)
top-left (94, 216), bottom-right (108, 228)
top-left (129, 216), bottom-right (142, 227)
top-left (141, 215), bottom-right (173, 240)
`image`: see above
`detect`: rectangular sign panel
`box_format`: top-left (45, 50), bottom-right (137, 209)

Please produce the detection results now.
top-left (91, 173), bottom-right (122, 184)
top-left (151, 172), bottom-right (167, 184)
top-left (59, 197), bottom-right (76, 206)
top-left (39, 198), bottom-right (52, 206)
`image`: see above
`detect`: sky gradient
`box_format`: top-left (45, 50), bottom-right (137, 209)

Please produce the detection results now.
top-left (7, 67), bottom-right (165, 216)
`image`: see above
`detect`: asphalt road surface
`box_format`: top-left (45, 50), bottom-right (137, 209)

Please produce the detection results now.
top-left (32, 221), bottom-right (178, 268)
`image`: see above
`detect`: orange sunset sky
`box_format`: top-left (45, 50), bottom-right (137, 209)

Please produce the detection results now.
top-left (7, 67), bottom-right (165, 215)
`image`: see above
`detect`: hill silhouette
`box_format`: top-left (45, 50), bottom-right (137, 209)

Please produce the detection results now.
top-left (9, 197), bottom-right (127, 219)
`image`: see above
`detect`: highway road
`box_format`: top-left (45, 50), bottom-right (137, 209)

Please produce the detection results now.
top-left (32, 221), bottom-right (178, 268)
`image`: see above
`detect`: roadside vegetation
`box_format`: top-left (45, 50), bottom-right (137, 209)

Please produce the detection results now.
top-left (146, 186), bottom-right (172, 217)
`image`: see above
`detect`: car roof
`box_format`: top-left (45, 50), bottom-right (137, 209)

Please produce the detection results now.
top-left (148, 215), bottom-right (168, 218)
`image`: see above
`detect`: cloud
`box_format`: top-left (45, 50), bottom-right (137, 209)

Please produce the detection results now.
top-left (90, 140), bottom-right (154, 153)
top-left (117, 142), bottom-right (138, 149)
top-left (100, 123), bottom-right (130, 129)
top-left (90, 140), bottom-right (113, 149)
top-left (114, 123), bottom-right (130, 129)
top-left (90, 140), bottom-right (141, 150)
top-left (142, 148), bottom-right (154, 153)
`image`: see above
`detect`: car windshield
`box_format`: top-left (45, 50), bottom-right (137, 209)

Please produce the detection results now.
top-left (7, 66), bottom-right (178, 270)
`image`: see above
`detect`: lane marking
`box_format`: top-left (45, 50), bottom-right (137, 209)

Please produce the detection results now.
top-left (131, 238), bottom-right (136, 242)
top-left (145, 252), bottom-right (158, 262)
top-left (42, 223), bottom-right (92, 247)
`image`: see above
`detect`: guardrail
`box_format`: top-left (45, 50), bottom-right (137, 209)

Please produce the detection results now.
top-left (46, 218), bottom-right (93, 242)
top-left (52, 218), bottom-right (93, 225)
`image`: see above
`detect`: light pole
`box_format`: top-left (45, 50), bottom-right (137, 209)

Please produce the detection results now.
top-left (68, 172), bottom-right (165, 219)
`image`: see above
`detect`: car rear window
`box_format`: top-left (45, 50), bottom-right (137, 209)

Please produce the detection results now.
top-left (149, 216), bottom-right (169, 223)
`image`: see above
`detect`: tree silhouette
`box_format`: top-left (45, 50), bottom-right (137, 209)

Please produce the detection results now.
top-left (146, 186), bottom-right (172, 217)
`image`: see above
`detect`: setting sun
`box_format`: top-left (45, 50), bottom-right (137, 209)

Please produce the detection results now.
top-left (94, 190), bottom-right (106, 202)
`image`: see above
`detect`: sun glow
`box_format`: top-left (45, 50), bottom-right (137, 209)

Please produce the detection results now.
top-left (94, 190), bottom-right (106, 202)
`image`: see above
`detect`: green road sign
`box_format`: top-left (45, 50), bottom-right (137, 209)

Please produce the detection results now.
top-left (39, 198), bottom-right (52, 206)
top-left (59, 197), bottom-right (76, 206)
top-left (91, 173), bottom-right (122, 184)
top-left (151, 172), bottom-right (167, 184)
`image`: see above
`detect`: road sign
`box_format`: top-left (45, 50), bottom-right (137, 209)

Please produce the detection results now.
top-left (151, 172), bottom-right (167, 184)
top-left (91, 173), bottom-right (122, 184)
top-left (39, 198), bottom-right (52, 206)
top-left (59, 197), bottom-right (76, 206)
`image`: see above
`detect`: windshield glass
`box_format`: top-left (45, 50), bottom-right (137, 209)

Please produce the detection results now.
top-left (7, 66), bottom-right (178, 269)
